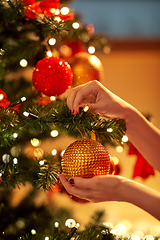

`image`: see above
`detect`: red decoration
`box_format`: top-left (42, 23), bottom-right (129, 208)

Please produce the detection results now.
top-left (23, 0), bottom-right (74, 20)
top-left (32, 57), bottom-right (73, 96)
top-left (0, 89), bottom-right (10, 107)
top-left (47, 183), bottom-right (61, 201)
top-left (38, 95), bottom-right (51, 105)
top-left (60, 40), bottom-right (86, 61)
top-left (128, 143), bottom-right (155, 179)
top-left (0, 89), bottom-right (20, 113)
top-left (23, 0), bottom-right (59, 19)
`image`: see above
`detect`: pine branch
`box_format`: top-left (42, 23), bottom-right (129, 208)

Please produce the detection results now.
top-left (0, 108), bottom-right (19, 147)
top-left (0, 99), bottom-right (126, 148)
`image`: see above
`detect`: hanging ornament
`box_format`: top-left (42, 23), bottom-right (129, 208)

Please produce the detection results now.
top-left (60, 39), bottom-right (86, 61)
top-left (128, 143), bottom-right (155, 179)
top-left (32, 57), bottom-right (73, 96)
top-left (61, 138), bottom-right (112, 180)
top-left (70, 52), bottom-right (103, 87)
top-left (61, 138), bottom-right (113, 203)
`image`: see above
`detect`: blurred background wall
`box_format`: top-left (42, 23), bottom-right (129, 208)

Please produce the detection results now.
top-left (68, 0), bottom-right (160, 39)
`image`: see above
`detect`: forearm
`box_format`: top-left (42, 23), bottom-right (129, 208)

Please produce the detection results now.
top-left (120, 178), bottom-right (160, 220)
top-left (123, 105), bottom-right (160, 171)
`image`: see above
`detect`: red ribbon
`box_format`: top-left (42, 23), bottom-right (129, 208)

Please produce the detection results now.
top-left (128, 143), bottom-right (155, 179)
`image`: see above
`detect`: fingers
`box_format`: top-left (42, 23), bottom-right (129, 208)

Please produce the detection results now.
top-left (67, 85), bottom-right (83, 114)
top-left (67, 80), bottom-right (99, 114)
top-left (59, 174), bottom-right (96, 201)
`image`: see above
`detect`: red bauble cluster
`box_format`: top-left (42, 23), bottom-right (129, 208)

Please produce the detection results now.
top-left (32, 57), bottom-right (73, 97)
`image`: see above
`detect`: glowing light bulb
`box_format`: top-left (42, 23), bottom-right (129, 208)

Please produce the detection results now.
top-left (55, 9), bottom-right (60, 15)
top-left (72, 22), bottom-right (80, 29)
top-left (0, 94), bottom-right (4, 100)
top-left (116, 146), bottom-right (123, 153)
top-left (122, 135), bottom-right (128, 142)
top-left (143, 235), bottom-right (154, 240)
top-left (49, 38), bottom-right (56, 46)
top-left (111, 156), bottom-right (119, 165)
top-left (13, 133), bottom-right (18, 138)
top-left (34, 148), bottom-right (43, 158)
top-left (132, 231), bottom-right (144, 239)
top-left (60, 45), bottom-right (72, 57)
top-left (31, 229), bottom-right (36, 235)
top-left (20, 59), bottom-right (28, 67)
top-left (21, 96), bottom-right (26, 102)
top-left (76, 223), bottom-right (80, 228)
top-left (107, 128), bottom-right (113, 132)
top-left (2, 154), bottom-right (10, 164)
top-left (31, 138), bottom-right (40, 147)
top-left (13, 158), bottom-right (18, 164)
top-left (39, 160), bottom-right (45, 166)
top-left (88, 46), bottom-right (95, 54)
top-left (54, 222), bottom-right (59, 228)
top-left (131, 235), bottom-right (141, 240)
top-left (51, 149), bottom-right (57, 156)
top-left (23, 111), bottom-right (29, 117)
top-left (50, 8), bottom-right (56, 14)
top-left (54, 16), bottom-right (61, 22)
top-left (46, 51), bottom-right (52, 57)
top-left (111, 224), bottom-right (127, 235)
top-left (50, 130), bottom-right (58, 137)
top-left (61, 7), bottom-right (69, 15)
top-left (83, 106), bottom-right (89, 112)
top-left (50, 96), bottom-right (56, 101)
top-left (65, 219), bottom-right (76, 228)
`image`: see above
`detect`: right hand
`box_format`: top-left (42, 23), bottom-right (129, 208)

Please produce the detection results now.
top-left (67, 80), bottom-right (130, 119)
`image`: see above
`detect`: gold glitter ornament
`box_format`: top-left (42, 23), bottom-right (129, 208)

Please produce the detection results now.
top-left (70, 52), bottom-right (103, 87)
top-left (61, 138), bottom-right (111, 179)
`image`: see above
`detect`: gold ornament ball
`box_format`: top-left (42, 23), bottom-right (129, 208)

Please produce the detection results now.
top-left (61, 138), bottom-right (111, 179)
top-left (70, 52), bottom-right (103, 87)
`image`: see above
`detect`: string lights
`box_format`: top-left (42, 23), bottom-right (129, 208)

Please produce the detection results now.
top-left (8, 96), bottom-right (26, 108)
top-left (23, 111), bottom-right (39, 119)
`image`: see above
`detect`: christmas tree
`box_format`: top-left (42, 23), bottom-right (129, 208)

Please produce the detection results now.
top-left (0, 0), bottom-right (129, 239)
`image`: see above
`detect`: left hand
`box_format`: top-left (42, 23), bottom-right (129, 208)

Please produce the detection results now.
top-left (59, 173), bottom-right (123, 203)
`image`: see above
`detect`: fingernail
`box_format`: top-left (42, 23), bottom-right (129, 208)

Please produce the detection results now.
top-left (79, 107), bottom-right (83, 112)
top-left (69, 178), bottom-right (74, 185)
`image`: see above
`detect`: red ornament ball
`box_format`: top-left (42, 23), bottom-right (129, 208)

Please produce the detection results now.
top-left (32, 57), bottom-right (73, 96)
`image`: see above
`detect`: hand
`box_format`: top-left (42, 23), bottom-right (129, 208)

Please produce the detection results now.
top-left (67, 80), bottom-right (130, 119)
top-left (59, 173), bottom-right (160, 220)
top-left (59, 173), bottom-right (123, 203)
